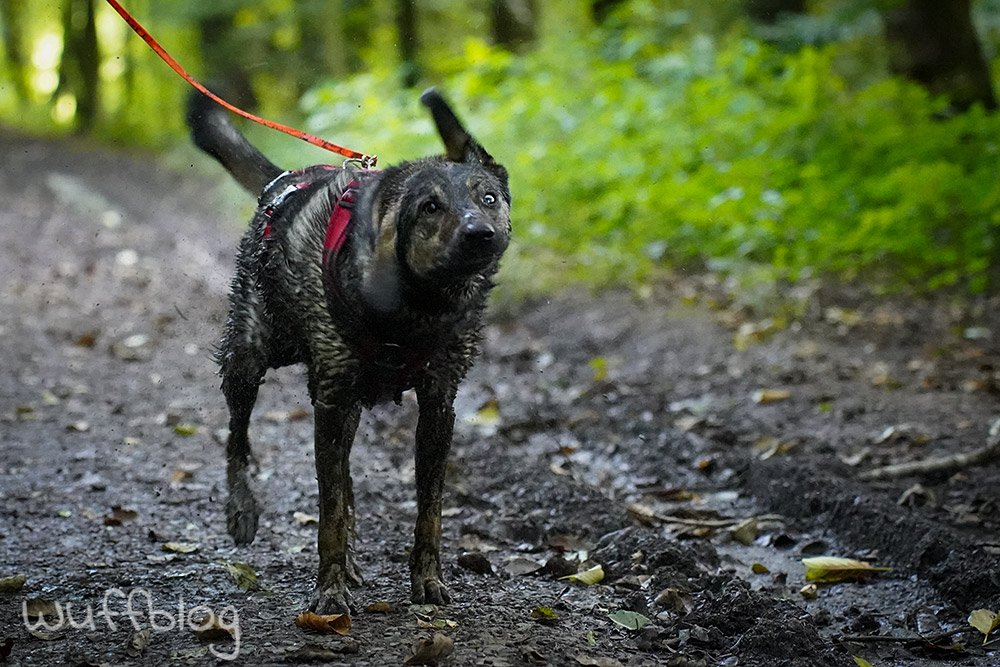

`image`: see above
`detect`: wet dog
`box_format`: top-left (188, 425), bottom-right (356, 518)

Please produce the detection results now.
top-left (187, 89), bottom-right (510, 613)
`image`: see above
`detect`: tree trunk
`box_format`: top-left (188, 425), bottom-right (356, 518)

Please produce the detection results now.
top-left (884, 0), bottom-right (997, 112)
top-left (197, 12), bottom-right (257, 110)
top-left (744, 0), bottom-right (806, 24)
top-left (57, 0), bottom-right (101, 131)
top-left (0, 0), bottom-right (30, 105)
top-left (490, 0), bottom-right (536, 51)
top-left (395, 0), bottom-right (419, 88)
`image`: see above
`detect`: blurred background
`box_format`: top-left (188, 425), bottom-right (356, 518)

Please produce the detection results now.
top-left (2, 0), bottom-right (1000, 301)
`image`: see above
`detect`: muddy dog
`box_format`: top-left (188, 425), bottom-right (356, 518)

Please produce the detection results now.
top-left (187, 89), bottom-right (510, 613)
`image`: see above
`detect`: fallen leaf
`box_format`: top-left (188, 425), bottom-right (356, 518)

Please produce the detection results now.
top-left (654, 588), bottom-right (692, 613)
top-left (105, 505), bottom-right (138, 526)
top-left (456, 552), bottom-right (492, 575)
top-left (751, 563), bottom-right (770, 574)
top-left (575, 654), bottom-right (624, 667)
top-left (67, 421), bottom-right (90, 432)
top-left (559, 564), bottom-right (604, 585)
top-left (162, 542), bottom-right (200, 554)
top-left (0, 574), bottom-right (26, 593)
top-left (505, 558), bottom-right (543, 576)
top-left (752, 388), bottom-right (791, 404)
top-left (852, 657), bottom-right (875, 667)
top-left (220, 561), bottom-right (258, 590)
top-left (293, 511), bottom-right (319, 525)
top-left (586, 630), bottom-right (596, 645)
top-left (173, 423), bottom-right (198, 436)
top-left (968, 609), bottom-right (1000, 643)
top-left (366, 601), bottom-right (395, 613)
top-left (57, 509), bottom-right (72, 518)
top-left (24, 598), bottom-right (58, 618)
top-left (404, 633), bottom-right (454, 664)
top-left (589, 357), bottom-right (608, 382)
top-left (531, 607), bottom-right (558, 624)
top-left (800, 584), bottom-right (818, 599)
top-left (606, 610), bottom-right (650, 631)
top-left (469, 399), bottom-right (500, 427)
top-left (730, 518), bottom-right (758, 545)
top-left (802, 556), bottom-right (891, 583)
top-left (124, 628), bottom-right (151, 657)
top-left (295, 611), bottom-right (351, 636)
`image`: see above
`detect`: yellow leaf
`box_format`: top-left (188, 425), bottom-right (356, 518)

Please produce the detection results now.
top-left (293, 511), bottom-right (319, 524)
top-left (162, 542), bottom-right (200, 554)
top-left (752, 388), bottom-right (791, 404)
top-left (852, 657), bottom-right (875, 667)
top-left (173, 423), bottom-right (198, 436)
top-left (968, 609), bottom-right (1000, 643)
top-left (751, 563), bottom-right (770, 574)
top-left (559, 564), bottom-right (604, 585)
top-left (802, 556), bottom-right (891, 583)
top-left (295, 611), bottom-right (352, 635)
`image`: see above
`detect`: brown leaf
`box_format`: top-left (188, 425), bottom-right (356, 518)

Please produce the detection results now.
top-left (104, 505), bottom-right (138, 526)
top-left (456, 552), bottom-right (492, 575)
top-left (405, 633), bottom-right (454, 665)
top-left (365, 601), bottom-right (396, 614)
top-left (295, 611), bottom-right (352, 636)
top-left (24, 598), bottom-right (58, 618)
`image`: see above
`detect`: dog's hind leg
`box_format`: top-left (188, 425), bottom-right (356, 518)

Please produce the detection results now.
top-left (218, 263), bottom-right (269, 545)
top-left (409, 383), bottom-right (457, 605)
top-left (221, 370), bottom-right (263, 545)
top-left (309, 398), bottom-right (362, 614)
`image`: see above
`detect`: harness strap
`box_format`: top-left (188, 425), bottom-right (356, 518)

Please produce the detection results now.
top-left (323, 180), bottom-right (360, 264)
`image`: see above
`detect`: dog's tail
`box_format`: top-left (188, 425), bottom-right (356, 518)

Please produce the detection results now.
top-left (187, 91), bottom-right (284, 195)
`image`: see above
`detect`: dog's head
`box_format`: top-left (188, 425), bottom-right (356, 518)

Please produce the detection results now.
top-left (360, 90), bottom-right (511, 313)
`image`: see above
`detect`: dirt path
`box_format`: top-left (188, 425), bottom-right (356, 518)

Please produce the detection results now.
top-left (1, 131), bottom-right (999, 666)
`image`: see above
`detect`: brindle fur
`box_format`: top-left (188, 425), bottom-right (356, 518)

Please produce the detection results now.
top-left (187, 89), bottom-right (510, 613)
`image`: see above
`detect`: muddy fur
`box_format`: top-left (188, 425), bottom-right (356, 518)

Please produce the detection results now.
top-left (187, 89), bottom-right (510, 613)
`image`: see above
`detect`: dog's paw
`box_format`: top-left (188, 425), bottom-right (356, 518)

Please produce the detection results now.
top-left (411, 577), bottom-right (451, 606)
top-left (309, 584), bottom-right (355, 615)
top-left (226, 487), bottom-right (259, 545)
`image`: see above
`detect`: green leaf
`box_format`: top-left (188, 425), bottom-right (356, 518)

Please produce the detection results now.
top-left (173, 423), bottom-right (198, 436)
top-left (220, 561), bottom-right (258, 590)
top-left (852, 657), bottom-right (875, 667)
top-left (607, 610), bottom-right (650, 631)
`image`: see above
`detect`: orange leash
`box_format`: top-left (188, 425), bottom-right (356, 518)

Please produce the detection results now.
top-left (105, 0), bottom-right (377, 167)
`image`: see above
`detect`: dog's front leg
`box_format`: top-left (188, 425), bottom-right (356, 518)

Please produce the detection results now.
top-left (309, 399), bottom-right (362, 615)
top-left (410, 383), bottom-right (457, 605)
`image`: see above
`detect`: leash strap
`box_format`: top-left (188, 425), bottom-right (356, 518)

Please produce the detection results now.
top-left (104, 0), bottom-right (378, 168)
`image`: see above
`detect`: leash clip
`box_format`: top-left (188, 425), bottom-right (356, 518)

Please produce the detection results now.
top-left (344, 155), bottom-right (378, 170)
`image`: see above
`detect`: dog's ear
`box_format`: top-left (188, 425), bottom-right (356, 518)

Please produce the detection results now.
top-left (421, 89), bottom-right (508, 190)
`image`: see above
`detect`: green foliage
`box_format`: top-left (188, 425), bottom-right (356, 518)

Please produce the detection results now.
top-left (302, 11), bottom-right (1000, 294)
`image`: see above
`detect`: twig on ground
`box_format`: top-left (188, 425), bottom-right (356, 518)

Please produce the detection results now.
top-left (835, 628), bottom-right (964, 646)
top-left (860, 418), bottom-right (1000, 481)
top-left (652, 513), bottom-right (784, 528)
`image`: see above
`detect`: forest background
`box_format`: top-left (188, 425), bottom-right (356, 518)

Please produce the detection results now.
top-left (2, 0), bottom-right (1000, 305)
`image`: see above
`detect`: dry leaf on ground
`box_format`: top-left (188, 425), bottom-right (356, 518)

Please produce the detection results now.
top-left (559, 564), bottom-right (604, 585)
top-left (802, 556), bottom-right (891, 582)
top-left (295, 611), bottom-right (351, 636)
top-left (404, 633), bottom-right (454, 664)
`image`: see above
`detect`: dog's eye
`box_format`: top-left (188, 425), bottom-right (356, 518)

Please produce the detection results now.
top-left (422, 201), bottom-right (439, 215)
top-left (482, 193), bottom-right (496, 206)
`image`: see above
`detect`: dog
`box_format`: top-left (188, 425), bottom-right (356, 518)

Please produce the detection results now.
top-left (187, 88), bottom-right (510, 614)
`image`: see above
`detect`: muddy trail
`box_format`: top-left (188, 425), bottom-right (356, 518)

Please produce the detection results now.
top-left (1, 131), bottom-right (999, 667)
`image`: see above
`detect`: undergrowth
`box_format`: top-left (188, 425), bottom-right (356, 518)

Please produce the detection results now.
top-left (294, 9), bottom-right (1000, 298)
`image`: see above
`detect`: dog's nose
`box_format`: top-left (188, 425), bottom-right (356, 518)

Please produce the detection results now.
top-left (461, 220), bottom-right (496, 242)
